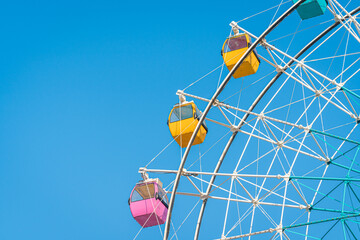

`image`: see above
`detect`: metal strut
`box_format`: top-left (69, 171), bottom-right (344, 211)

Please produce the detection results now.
top-left (193, 5), bottom-right (360, 240)
top-left (162, 1), bottom-right (308, 239)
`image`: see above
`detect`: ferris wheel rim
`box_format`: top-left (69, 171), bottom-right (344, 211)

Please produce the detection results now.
top-left (193, 5), bottom-right (360, 240)
top-left (155, 2), bottom-right (360, 240)
top-left (162, 1), bottom-right (309, 239)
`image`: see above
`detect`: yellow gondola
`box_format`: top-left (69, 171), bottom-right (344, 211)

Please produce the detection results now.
top-left (168, 101), bottom-right (208, 148)
top-left (221, 33), bottom-right (260, 78)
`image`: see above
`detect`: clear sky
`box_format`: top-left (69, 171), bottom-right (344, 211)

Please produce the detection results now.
top-left (1, 1), bottom-right (360, 240)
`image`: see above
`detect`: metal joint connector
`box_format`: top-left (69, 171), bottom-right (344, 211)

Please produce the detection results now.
top-left (258, 112), bottom-right (265, 120)
top-left (276, 66), bottom-right (284, 73)
top-left (334, 14), bottom-right (342, 22)
top-left (260, 38), bottom-right (267, 48)
top-left (139, 167), bottom-right (149, 181)
top-left (283, 173), bottom-right (290, 182)
top-left (231, 125), bottom-right (239, 132)
top-left (315, 90), bottom-right (322, 97)
top-left (276, 141), bottom-right (284, 148)
top-left (230, 21), bottom-right (240, 35)
top-left (303, 125), bottom-right (311, 133)
top-left (200, 193), bottom-right (208, 201)
top-left (276, 224), bottom-right (283, 233)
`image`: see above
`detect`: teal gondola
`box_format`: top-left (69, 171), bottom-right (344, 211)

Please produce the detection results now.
top-left (293, 0), bottom-right (328, 20)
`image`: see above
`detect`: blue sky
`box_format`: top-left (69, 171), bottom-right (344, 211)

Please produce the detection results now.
top-left (1, 1), bottom-right (360, 240)
top-left (0, 1), bottom-right (235, 239)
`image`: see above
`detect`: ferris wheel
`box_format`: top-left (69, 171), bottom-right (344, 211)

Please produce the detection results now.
top-left (129, 0), bottom-right (360, 239)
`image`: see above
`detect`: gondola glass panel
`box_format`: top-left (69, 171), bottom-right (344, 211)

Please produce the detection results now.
top-left (129, 181), bottom-right (168, 228)
top-left (221, 33), bottom-right (260, 78)
top-left (168, 102), bottom-right (208, 148)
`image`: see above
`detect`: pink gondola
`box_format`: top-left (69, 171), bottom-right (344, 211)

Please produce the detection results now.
top-left (128, 179), bottom-right (169, 228)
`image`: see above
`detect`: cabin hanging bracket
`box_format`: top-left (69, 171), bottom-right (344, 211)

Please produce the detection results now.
top-left (138, 167), bottom-right (149, 181)
top-left (230, 21), bottom-right (240, 35)
top-left (176, 90), bottom-right (187, 104)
